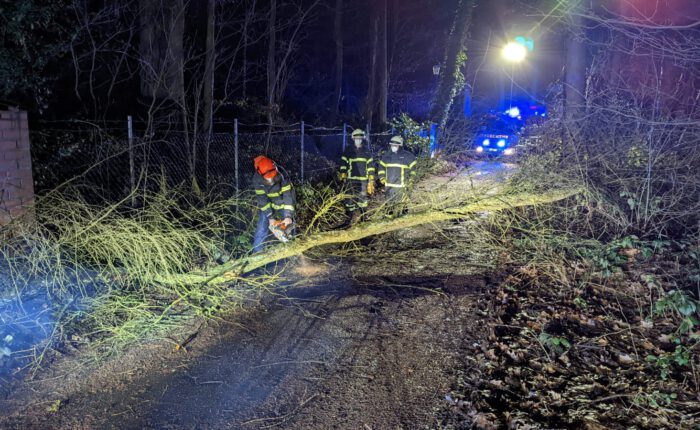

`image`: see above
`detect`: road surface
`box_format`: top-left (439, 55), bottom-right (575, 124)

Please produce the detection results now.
top-left (0, 161), bottom-right (507, 429)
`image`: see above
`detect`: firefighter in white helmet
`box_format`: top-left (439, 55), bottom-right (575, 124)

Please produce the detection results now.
top-left (377, 135), bottom-right (416, 215)
top-left (339, 128), bottom-right (375, 223)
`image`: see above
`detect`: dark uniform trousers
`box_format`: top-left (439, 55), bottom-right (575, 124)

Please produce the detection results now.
top-left (251, 173), bottom-right (296, 252)
top-left (340, 146), bottom-right (375, 214)
top-left (378, 149), bottom-right (417, 216)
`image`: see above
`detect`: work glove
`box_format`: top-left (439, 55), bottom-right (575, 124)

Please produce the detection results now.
top-left (379, 177), bottom-right (386, 186)
top-left (282, 217), bottom-right (293, 227)
top-left (339, 172), bottom-right (347, 181)
top-left (268, 218), bottom-right (276, 228)
top-left (367, 180), bottom-right (375, 195)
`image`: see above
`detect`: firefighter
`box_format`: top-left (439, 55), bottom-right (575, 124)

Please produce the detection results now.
top-left (377, 135), bottom-right (416, 215)
top-left (252, 155), bottom-right (296, 252)
top-left (339, 128), bottom-right (376, 222)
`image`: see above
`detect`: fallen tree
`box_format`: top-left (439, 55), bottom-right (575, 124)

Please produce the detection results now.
top-left (157, 187), bottom-right (582, 286)
top-left (0, 176), bottom-right (581, 372)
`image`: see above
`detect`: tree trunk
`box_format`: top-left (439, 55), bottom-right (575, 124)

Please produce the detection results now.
top-left (389, 0), bottom-right (398, 76)
top-left (153, 187), bottom-right (581, 287)
top-left (138, 0), bottom-right (156, 98)
top-left (378, 0), bottom-right (388, 125)
top-left (364, 14), bottom-right (379, 125)
top-left (203, 0), bottom-right (216, 188)
top-left (165, 0), bottom-right (191, 188)
top-left (333, 0), bottom-right (343, 116)
top-left (564, 3), bottom-right (586, 125)
top-left (171, 0), bottom-right (185, 102)
top-left (203, 0), bottom-right (216, 138)
top-left (267, 0), bottom-right (277, 127)
top-left (430, 0), bottom-right (474, 128)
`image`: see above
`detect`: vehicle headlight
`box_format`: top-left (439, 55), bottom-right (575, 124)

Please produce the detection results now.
top-left (476, 146), bottom-right (484, 153)
top-left (504, 148), bottom-right (514, 155)
top-left (482, 139), bottom-right (490, 146)
top-left (497, 139), bottom-right (506, 147)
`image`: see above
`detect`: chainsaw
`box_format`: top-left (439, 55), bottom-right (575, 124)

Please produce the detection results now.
top-left (268, 219), bottom-right (294, 243)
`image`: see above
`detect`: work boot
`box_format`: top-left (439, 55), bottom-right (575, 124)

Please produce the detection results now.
top-left (349, 210), bottom-right (362, 226)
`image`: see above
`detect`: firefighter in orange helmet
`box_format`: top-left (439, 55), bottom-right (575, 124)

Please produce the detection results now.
top-left (252, 155), bottom-right (296, 252)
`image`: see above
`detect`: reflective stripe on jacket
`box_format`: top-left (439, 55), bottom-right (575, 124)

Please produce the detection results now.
top-left (378, 150), bottom-right (417, 188)
top-left (340, 146), bottom-right (375, 181)
top-left (252, 173), bottom-right (296, 219)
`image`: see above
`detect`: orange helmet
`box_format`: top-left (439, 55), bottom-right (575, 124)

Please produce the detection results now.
top-left (254, 155), bottom-right (278, 179)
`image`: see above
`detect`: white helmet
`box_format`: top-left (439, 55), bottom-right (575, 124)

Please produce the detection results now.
top-left (389, 135), bottom-right (404, 146)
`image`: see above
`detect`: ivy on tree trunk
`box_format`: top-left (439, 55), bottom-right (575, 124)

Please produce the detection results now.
top-left (430, 0), bottom-right (474, 131)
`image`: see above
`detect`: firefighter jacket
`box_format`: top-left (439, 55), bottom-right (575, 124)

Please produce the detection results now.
top-left (252, 173), bottom-right (296, 219)
top-left (378, 149), bottom-right (417, 188)
top-left (340, 146), bottom-right (375, 181)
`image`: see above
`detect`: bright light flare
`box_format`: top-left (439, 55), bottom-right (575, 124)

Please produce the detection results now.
top-left (476, 146), bottom-right (484, 153)
top-left (502, 42), bottom-right (527, 63)
top-left (504, 148), bottom-right (514, 155)
top-left (497, 139), bottom-right (506, 147)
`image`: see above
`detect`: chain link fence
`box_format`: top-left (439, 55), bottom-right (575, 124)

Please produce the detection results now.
top-left (30, 120), bottom-right (406, 203)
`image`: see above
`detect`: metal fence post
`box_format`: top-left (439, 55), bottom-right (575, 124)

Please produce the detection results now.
top-left (234, 118), bottom-right (239, 192)
top-left (300, 121), bottom-right (305, 182)
top-left (342, 122), bottom-right (347, 153)
top-left (128, 115), bottom-right (135, 207)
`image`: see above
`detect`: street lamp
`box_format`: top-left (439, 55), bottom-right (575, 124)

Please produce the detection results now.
top-left (501, 41), bottom-right (527, 110)
top-left (501, 42), bottom-right (527, 63)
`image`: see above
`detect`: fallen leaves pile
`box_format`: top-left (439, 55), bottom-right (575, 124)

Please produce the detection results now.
top-left (439, 257), bottom-right (700, 429)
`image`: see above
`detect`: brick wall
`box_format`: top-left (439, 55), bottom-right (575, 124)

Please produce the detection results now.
top-left (0, 109), bottom-right (34, 225)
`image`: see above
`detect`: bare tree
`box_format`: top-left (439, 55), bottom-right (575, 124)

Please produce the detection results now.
top-left (364, 13), bottom-right (379, 125)
top-left (202, 0), bottom-right (216, 186)
top-left (535, 0), bottom-right (700, 236)
top-left (219, 0), bottom-right (264, 104)
top-left (203, 0), bottom-right (216, 138)
top-left (378, 0), bottom-right (388, 125)
top-left (333, 0), bottom-right (343, 116)
top-left (242, 0), bottom-right (258, 99)
top-left (563, 0), bottom-right (586, 126)
top-left (265, 0), bottom-right (322, 127)
top-left (138, 0), bottom-right (186, 104)
top-left (267, 0), bottom-right (278, 126)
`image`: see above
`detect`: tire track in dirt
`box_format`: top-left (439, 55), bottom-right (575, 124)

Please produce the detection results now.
top-left (0, 269), bottom-right (488, 429)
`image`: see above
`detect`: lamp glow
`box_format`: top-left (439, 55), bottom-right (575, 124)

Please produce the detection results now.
top-left (504, 148), bottom-right (514, 155)
top-left (502, 42), bottom-right (527, 63)
top-left (476, 146), bottom-right (484, 153)
top-left (506, 107), bottom-right (520, 118)
top-left (482, 139), bottom-right (491, 146)
top-left (497, 139), bottom-right (506, 147)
